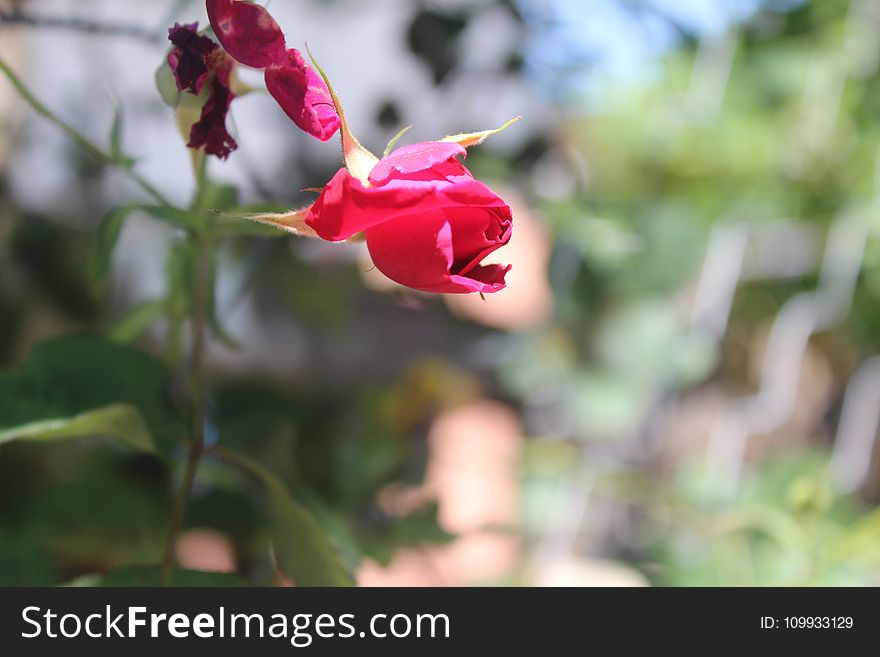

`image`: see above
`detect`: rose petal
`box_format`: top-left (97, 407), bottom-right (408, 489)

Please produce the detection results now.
top-left (206, 0), bottom-right (287, 68)
top-left (188, 75), bottom-right (238, 159)
top-left (369, 141), bottom-right (467, 186)
top-left (445, 205), bottom-right (512, 276)
top-left (450, 265), bottom-right (511, 292)
top-left (264, 49), bottom-right (340, 141)
top-left (365, 206), bottom-right (511, 294)
top-left (365, 212), bottom-right (454, 292)
top-left (306, 167), bottom-right (508, 242)
top-left (305, 169), bottom-right (428, 241)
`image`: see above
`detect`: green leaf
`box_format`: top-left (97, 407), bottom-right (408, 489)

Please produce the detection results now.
top-left (66, 564), bottom-right (247, 587)
top-left (269, 484), bottom-right (354, 586)
top-left (92, 205), bottom-right (139, 291)
top-left (110, 102), bottom-right (124, 159)
top-left (0, 403), bottom-right (155, 454)
top-left (214, 202), bottom-right (297, 237)
top-left (108, 102), bottom-right (135, 168)
top-left (208, 250), bottom-right (240, 349)
top-left (0, 334), bottom-right (185, 455)
top-left (162, 241), bottom-right (195, 362)
top-left (383, 124), bottom-right (412, 157)
top-left (217, 447), bottom-right (354, 586)
top-left (108, 299), bottom-right (168, 343)
top-left (215, 207), bottom-right (317, 238)
top-left (14, 214), bottom-right (100, 320)
top-left (92, 204), bottom-right (195, 295)
top-left (141, 205), bottom-right (198, 230)
top-left (0, 531), bottom-right (56, 585)
top-left (362, 504), bottom-right (454, 566)
top-left (155, 60), bottom-right (181, 108)
top-left (203, 182), bottom-right (239, 211)
top-left (215, 214), bottom-right (294, 237)
top-left (439, 116), bottom-right (521, 148)
top-left (830, 508), bottom-right (880, 566)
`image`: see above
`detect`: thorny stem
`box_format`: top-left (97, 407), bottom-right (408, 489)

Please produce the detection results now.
top-left (0, 55), bottom-right (173, 207)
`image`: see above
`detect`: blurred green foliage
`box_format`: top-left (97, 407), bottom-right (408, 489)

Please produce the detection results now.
top-left (654, 453), bottom-right (880, 585)
top-left (507, 0), bottom-right (880, 585)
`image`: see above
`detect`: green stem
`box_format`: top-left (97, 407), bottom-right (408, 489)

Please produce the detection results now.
top-left (0, 55), bottom-right (172, 207)
top-left (189, 236), bottom-right (211, 448)
top-left (159, 437), bottom-right (202, 585)
top-left (212, 445), bottom-right (273, 489)
top-left (160, 232), bottom-right (212, 585)
top-left (160, 175), bottom-right (213, 583)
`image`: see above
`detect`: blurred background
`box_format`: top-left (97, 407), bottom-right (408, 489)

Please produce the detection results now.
top-left (2, 0), bottom-right (880, 586)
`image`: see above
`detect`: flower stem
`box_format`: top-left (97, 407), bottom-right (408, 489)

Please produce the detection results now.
top-left (0, 55), bottom-right (172, 207)
top-left (160, 436), bottom-right (202, 585)
top-left (160, 230), bottom-right (212, 585)
top-left (189, 235), bottom-right (211, 448)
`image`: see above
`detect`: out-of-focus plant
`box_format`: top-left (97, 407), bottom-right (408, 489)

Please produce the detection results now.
top-left (507, 0), bottom-right (880, 585)
top-left (648, 452), bottom-right (880, 585)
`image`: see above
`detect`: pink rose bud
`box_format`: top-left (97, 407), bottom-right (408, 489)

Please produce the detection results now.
top-left (264, 49), bottom-right (342, 143)
top-left (204, 0), bottom-right (286, 68)
top-left (206, 0), bottom-right (340, 141)
top-left (306, 141), bottom-right (513, 294)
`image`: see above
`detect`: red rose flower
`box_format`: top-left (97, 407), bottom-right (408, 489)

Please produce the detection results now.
top-left (206, 0), bottom-right (340, 141)
top-left (306, 141), bottom-right (513, 294)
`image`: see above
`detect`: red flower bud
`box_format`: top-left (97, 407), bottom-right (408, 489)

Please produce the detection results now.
top-left (205, 0), bottom-right (286, 68)
top-left (306, 141), bottom-right (512, 294)
top-left (206, 0), bottom-right (340, 141)
top-left (264, 49), bottom-right (340, 143)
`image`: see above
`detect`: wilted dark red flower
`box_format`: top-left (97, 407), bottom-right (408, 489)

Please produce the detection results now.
top-left (206, 0), bottom-right (340, 141)
top-left (166, 22), bottom-right (238, 159)
top-left (167, 22), bottom-right (216, 94)
top-left (186, 58), bottom-right (238, 160)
